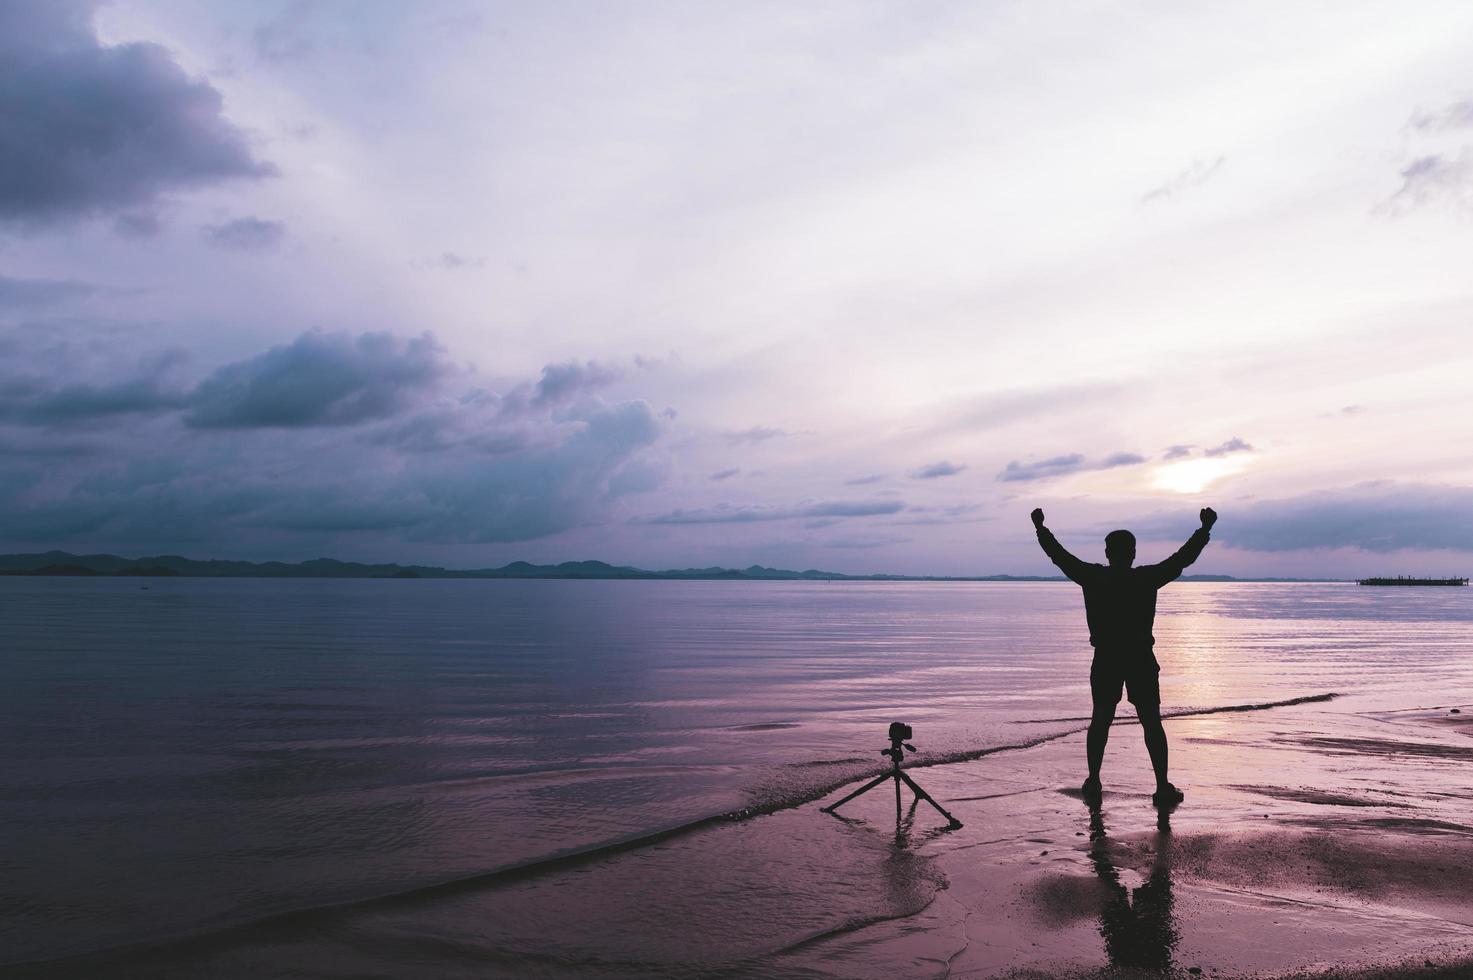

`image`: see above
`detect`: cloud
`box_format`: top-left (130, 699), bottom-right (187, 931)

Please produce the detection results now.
top-left (710, 467), bottom-right (740, 481)
top-left (1408, 99), bottom-right (1473, 133)
top-left (1203, 436), bottom-right (1253, 457)
top-left (0, 273), bottom-right (95, 308)
top-left (414, 252), bottom-right (487, 271)
top-left (998, 454), bottom-right (1087, 482)
top-left (254, 1), bottom-right (319, 63)
top-left (845, 473), bottom-right (884, 485)
top-left (202, 217), bottom-right (286, 251)
top-left (912, 460), bottom-right (967, 479)
top-left (0, 332), bottom-right (668, 548)
top-left (929, 383), bottom-right (1122, 437)
top-left (1162, 444), bottom-right (1194, 460)
top-left (113, 210), bottom-right (163, 238)
top-left (0, 333), bottom-right (188, 425)
top-left (725, 425), bottom-right (786, 445)
top-left (184, 330), bottom-right (449, 429)
top-left (996, 449), bottom-right (1151, 482)
top-left (1099, 451), bottom-right (1147, 469)
top-left (646, 499), bottom-right (904, 524)
top-left (529, 360), bottom-right (621, 409)
top-left (0, 1), bottom-right (274, 225)
top-left (893, 504), bottom-right (985, 526)
top-left (1380, 152), bottom-right (1473, 215)
top-left (824, 533), bottom-right (911, 549)
top-left (1135, 483), bottom-right (1473, 553)
top-left (1140, 156), bottom-right (1226, 204)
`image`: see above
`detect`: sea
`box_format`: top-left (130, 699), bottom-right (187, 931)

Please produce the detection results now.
top-left (1, 577), bottom-right (1469, 976)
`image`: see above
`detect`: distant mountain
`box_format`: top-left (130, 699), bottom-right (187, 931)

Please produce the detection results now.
top-left (0, 550), bottom-right (1070, 581)
top-left (0, 550), bottom-right (1341, 582)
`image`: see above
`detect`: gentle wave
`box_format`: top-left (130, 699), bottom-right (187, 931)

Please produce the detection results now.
top-left (1007, 691), bottom-right (1341, 725)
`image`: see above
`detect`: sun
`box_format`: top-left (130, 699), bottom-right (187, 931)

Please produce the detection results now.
top-left (1150, 457), bottom-right (1248, 494)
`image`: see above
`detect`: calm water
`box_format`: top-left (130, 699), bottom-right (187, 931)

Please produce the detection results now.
top-left (1, 578), bottom-right (1470, 972)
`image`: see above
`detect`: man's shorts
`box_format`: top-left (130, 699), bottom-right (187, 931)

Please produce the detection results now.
top-left (1090, 655), bottom-right (1161, 708)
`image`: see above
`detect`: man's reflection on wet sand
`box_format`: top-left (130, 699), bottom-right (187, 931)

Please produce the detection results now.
top-left (1086, 801), bottom-right (1179, 971)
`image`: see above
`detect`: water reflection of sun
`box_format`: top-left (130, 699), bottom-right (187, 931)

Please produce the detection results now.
top-left (1158, 600), bottom-right (1228, 708)
top-left (1151, 457), bottom-right (1248, 494)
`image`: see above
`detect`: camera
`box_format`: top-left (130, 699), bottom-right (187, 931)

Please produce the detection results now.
top-left (888, 722), bottom-right (913, 742)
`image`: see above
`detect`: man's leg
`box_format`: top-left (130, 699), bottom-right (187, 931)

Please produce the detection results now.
top-left (1087, 700), bottom-right (1115, 782)
top-left (1087, 662), bottom-right (1123, 787)
top-left (1137, 703), bottom-right (1169, 789)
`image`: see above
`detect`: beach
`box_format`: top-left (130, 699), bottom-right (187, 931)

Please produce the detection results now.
top-left (4, 579), bottom-right (1472, 978)
top-left (14, 694), bottom-right (1473, 978)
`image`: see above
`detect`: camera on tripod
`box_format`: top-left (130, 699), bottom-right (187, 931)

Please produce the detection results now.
top-left (884, 722), bottom-right (916, 763)
top-left (821, 721), bottom-right (962, 829)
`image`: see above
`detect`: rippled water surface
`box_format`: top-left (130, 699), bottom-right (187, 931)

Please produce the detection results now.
top-left (2, 577), bottom-right (1469, 970)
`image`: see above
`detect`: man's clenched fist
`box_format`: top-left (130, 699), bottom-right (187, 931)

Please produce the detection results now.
top-left (1200, 507), bottom-right (1218, 530)
top-left (1031, 508), bottom-right (1045, 529)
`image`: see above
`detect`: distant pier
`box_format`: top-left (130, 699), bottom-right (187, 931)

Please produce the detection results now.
top-left (1357, 576), bottom-right (1469, 586)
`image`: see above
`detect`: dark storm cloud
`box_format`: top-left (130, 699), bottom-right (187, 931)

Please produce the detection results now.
top-left (0, 340), bottom-right (187, 425)
top-left (0, 331), bottom-right (669, 549)
top-left (184, 330), bottom-right (449, 429)
top-left (997, 450), bottom-right (1149, 482)
top-left (912, 460), bottom-right (967, 479)
top-left (0, 273), bottom-right (95, 308)
top-left (646, 499), bottom-right (904, 524)
top-left (202, 216), bottom-right (286, 251)
top-left (1203, 436), bottom-right (1253, 457)
top-left (1133, 483), bottom-right (1473, 553)
top-left (0, 1), bottom-right (274, 225)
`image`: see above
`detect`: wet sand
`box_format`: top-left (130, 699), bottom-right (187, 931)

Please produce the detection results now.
top-left (13, 697), bottom-right (1473, 978)
top-left (779, 698), bottom-right (1473, 979)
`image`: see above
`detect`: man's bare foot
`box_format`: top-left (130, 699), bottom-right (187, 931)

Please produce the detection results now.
top-left (1081, 775), bottom-right (1102, 800)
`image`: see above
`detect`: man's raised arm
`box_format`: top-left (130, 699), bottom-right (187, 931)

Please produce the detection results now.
top-left (1031, 508), bottom-right (1090, 584)
top-left (1150, 507), bottom-right (1217, 585)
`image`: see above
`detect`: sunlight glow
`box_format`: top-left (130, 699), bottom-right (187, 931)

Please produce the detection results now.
top-left (1151, 457), bottom-right (1249, 494)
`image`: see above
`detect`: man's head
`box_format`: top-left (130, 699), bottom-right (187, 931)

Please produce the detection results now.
top-left (1104, 529), bottom-right (1136, 568)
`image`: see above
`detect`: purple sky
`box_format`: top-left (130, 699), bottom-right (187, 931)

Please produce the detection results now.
top-left (2, 1), bottom-right (1472, 576)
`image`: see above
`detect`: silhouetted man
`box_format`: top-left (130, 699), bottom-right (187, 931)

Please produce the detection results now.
top-left (1031, 506), bottom-right (1216, 806)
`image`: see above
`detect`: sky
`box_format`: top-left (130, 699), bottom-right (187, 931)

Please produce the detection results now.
top-left (1, 0), bottom-right (1471, 577)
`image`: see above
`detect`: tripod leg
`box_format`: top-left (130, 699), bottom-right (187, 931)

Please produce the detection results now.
top-left (895, 772), bottom-right (902, 823)
top-left (821, 771), bottom-right (895, 814)
top-left (898, 770), bottom-right (964, 829)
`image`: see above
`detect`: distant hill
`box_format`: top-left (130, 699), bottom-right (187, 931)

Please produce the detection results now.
top-left (0, 550), bottom-right (1341, 582)
top-left (0, 550), bottom-right (1065, 581)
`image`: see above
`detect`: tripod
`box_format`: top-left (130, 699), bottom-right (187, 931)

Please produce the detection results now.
top-left (821, 724), bottom-right (962, 829)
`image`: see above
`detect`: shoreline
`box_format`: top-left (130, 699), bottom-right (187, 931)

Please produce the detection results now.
top-left (14, 695), bottom-right (1473, 978)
